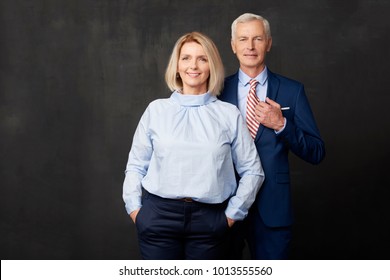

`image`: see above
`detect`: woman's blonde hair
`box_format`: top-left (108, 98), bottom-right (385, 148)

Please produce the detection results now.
top-left (165, 32), bottom-right (224, 96)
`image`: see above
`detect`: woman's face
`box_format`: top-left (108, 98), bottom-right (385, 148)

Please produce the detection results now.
top-left (177, 42), bottom-right (210, 95)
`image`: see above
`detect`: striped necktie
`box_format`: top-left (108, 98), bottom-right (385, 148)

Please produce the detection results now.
top-left (246, 79), bottom-right (260, 139)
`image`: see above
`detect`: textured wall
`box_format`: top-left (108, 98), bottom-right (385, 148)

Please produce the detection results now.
top-left (1, 0), bottom-right (390, 259)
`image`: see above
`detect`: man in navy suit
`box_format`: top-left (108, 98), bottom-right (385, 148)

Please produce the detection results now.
top-left (220, 13), bottom-right (325, 259)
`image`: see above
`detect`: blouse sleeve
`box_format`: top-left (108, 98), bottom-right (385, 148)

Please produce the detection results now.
top-left (225, 110), bottom-right (265, 220)
top-left (122, 106), bottom-right (153, 214)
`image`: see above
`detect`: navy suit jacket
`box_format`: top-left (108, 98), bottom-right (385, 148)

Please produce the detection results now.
top-left (220, 69), bottom-right (325, 227)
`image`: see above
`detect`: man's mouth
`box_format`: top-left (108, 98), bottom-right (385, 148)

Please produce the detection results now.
top-left (244, 54), bottom-right (258, 57)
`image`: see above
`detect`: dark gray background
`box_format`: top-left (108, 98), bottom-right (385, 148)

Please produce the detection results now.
top-left (1, 0), bottom-right (390, 259)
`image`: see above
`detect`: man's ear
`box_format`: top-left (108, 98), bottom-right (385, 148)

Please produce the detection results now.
top-left (267, 37), bottom-right (273, 52)
top-left (231, 39), bottom-right (236, 54)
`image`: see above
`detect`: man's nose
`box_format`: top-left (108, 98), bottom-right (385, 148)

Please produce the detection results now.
top-left (247, 40), bottom-right (254, 49)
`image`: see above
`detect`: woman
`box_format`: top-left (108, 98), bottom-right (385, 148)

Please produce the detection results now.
top-left (123, 31), bottom-right (264, 259)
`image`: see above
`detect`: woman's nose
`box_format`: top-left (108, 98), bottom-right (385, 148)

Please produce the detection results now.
top-left (190, 59), bottom-right (197, 69)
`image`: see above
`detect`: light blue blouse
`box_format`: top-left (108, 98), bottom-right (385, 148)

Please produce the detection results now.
top-left (123, 91), bottom-right (264, 220)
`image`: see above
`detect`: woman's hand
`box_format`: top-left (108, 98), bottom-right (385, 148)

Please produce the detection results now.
top-left (130, 208), bottom-right (141, 223)
top-left (226, 216), bottom-right (235, 228)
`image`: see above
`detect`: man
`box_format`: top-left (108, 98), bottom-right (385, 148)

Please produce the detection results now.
top-left (220, 13), bottom-right (325, 259)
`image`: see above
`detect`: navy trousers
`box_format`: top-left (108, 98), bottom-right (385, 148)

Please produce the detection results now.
top-left (246, 207), bottom-right (292, 259)
top-left (135, 191), bottom-right (230, 260)
top-left (227, 206), bottom-right (292, 260)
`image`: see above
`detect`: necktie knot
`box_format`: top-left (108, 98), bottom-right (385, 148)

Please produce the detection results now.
top-left (250, 79), bottom-right (259, 88)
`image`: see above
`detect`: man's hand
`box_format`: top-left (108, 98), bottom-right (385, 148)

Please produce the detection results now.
top-left (256, 97), bottom-right (285, 131)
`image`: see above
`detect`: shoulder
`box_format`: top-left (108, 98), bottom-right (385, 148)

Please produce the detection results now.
top-left (225, 72), bottom-right (238, 82)
top-left (220, 72), bottom-right (239, 99)
top-left (214, 99), bottom-right (241, 116)
top-left (224, 72), bottom-right (239, 86)
top-left (211, 100), bottom-right (243, 131)
top-left (140, 97), bottom-right (174, 120)
top-left (268, 69), bottom-right (304, 89)
top-left (147, 96), bottom-right (174, 110)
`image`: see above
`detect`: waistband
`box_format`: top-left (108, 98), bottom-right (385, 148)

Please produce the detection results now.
top-left (142, 189), bottom-right (228, 208)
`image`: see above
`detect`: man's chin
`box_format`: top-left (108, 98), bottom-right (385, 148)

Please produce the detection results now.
top-left (242, 61), bottom-right (262, 68)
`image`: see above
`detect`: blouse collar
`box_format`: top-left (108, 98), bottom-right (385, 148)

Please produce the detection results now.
top-left (171, 90), bottom-right (217, 107)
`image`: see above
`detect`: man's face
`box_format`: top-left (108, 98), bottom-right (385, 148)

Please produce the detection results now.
top-left (231, 20), bottom-right (272, 74)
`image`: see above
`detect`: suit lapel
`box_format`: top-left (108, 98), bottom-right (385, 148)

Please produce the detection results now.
top-left (254, 69), bottom-right (280, 141)
top-left (223, 71), bottom-right (281, 142)
top-left (266, 69), bottom-right (280, 102)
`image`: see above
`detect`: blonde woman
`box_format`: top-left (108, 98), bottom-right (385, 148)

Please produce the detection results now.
top-left (123, 31), bottom-right (264, 259)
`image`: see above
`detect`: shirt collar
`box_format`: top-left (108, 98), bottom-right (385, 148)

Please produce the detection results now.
top-left (171, 90), bottom-right (217, 107)
top-left (238, 66), bottom-right (268, 86)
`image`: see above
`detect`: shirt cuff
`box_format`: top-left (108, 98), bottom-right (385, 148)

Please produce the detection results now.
top-left (274, 117), bottom-right (287, 134)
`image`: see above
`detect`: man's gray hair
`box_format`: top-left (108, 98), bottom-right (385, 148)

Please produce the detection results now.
top-left (231, 13), bottom-right (272, 39)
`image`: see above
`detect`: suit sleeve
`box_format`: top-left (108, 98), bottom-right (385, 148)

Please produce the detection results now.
top-left (278, 85), bottom-right (325, 164)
